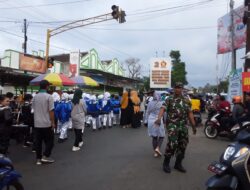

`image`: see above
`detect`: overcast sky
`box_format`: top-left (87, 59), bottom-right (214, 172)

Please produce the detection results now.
top-left (0, 0), bottom-right (246, 87)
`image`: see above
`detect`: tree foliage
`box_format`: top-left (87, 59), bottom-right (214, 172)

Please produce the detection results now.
top-left (124, 58), bottom-right (141, 79)
top-left (170, 50), bottom-right (188, 87)
top-left (199, 80), bottom-right (229, 94)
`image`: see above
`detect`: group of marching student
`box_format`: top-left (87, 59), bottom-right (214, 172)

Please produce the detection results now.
top-left (50, 90), bottom-right (123, 151)
top-left (0, 81), bottom-right (143, 165)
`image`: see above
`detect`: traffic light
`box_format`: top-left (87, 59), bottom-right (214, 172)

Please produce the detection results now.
top-left (48, 57), bottom-right (54, 68)
top-left (119, 10), bottom-right (126, 23)
top-left (111, 5), bottom-right (119, 20)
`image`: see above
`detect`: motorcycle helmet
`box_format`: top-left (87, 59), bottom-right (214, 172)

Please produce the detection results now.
top-left (232, 96), bottom-right (242, 103)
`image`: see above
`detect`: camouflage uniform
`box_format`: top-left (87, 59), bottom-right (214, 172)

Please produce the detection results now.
top-left (162, 94), bottom-right (191, 157)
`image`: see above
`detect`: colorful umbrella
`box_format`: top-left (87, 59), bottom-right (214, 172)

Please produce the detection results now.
top-left (30, 73), bottom-right (75, 86)
top-left (71, 76), bottom-right (99, 87)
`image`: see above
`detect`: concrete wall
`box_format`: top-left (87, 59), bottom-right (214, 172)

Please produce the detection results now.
top-left (1, 50), bottom-right (19, 69)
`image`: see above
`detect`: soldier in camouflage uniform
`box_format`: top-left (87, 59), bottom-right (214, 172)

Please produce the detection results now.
top-left (155, 82), bottom-right (196, 173)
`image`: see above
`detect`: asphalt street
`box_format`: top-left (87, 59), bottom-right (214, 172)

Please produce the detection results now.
top-left (9, 125), bottom-right (230, 190)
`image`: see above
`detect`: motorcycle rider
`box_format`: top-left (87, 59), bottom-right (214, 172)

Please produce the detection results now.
top-left (212, 94), bottom-right (221, 111)
top-left (244, 92), bottom-right (250, 117)
top-left (190, 94), bottom-right (201, 111)
top-left (232, 96), bottom-right (245, 124)
top-left (217, 96), bottom-right (232, 129)
top-left (219, 96), bottom-right (231, 113)
top-left (190, 94), bottom-right (202, 125)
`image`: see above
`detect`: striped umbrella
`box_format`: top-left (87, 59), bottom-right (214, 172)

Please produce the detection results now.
top-left (30, 73), bottom-right (75, 86)
top-left (71, 76), bottom-right (99, 87)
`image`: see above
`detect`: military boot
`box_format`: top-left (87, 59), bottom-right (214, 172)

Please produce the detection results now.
top-left (163, 155), bottom-right (171, 173)
top-left (174, 154), bottom-right (186, 173)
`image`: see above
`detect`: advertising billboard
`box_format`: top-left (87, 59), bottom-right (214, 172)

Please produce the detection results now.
top-left (69, 51), bottom-right (80, 77)
top-left (217, 5), bottom-right (246, 54)
top-left (150, 58), bottom-right (171, 89)
top-left (19, 54), bottom-right (46, 73)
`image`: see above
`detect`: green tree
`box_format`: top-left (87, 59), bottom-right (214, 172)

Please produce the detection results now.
top-left (170, 50), bottom-right (188, 87)
top-left (217, 80), bottom-right (229, 93)
top-left (142, 76), bottom-right (150, 91)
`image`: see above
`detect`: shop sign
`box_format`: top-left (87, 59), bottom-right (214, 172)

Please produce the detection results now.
top-left (242, 72), bottom-right (250, 92)
top-left (19, 54), bottom-right (46, 73)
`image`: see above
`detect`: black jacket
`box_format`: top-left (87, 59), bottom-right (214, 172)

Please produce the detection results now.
top-left (0, 105), bottom-right (13, 130)
top-left (21, 102), bottom-right (34, 127)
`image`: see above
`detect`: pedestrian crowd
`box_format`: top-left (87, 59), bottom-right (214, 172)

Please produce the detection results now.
top-left (0, 80), bottom-right (143, 165)
top-left (6, 79), bottom-right (248, 175)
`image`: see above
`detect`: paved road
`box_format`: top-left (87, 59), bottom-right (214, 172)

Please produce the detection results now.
top-left (9, 125), bottom-right (230, 190)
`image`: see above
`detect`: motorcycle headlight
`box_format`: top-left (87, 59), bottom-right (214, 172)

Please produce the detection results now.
top-left (223, 146), bottom-right (235, 160)
top-left (234, 147), bottom-right (249, 158)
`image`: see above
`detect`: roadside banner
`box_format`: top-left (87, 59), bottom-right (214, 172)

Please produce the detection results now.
top-left (150, 58), bottom-right (171, 88)
top-left (228, 68), bottom-right (242, 102)
top-left (69, 51), bottom-right (80, 77)
top-left (242, 72), bottom-right (250, 92)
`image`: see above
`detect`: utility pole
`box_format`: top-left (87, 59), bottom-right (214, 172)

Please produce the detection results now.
top-left (23, 19), bottom-right (27, 54)
top-left (230, 0), bottom-right (236, 71)
top-left (245, 1), bottom-right (250, 73)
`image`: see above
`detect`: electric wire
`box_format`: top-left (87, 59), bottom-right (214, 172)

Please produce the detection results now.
top-left (0, 28), bottom-right (70, 52)
top-left (0, 0), bottom-right (93, 10)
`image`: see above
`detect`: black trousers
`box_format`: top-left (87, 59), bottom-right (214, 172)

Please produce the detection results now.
top-left (34, 127), bottom-right (54, 159)
top-left (0, 128), bottom-right (11, 155)
top-left (152, 136), bottom-right (164, 150)
top-left (74, 129), bottom-right (83, 147)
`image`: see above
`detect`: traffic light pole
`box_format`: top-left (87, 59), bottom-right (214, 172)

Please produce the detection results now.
top-left (230, 0), bottom-right (236, 71)
top-left (45, 13), bottom-right (114, 67)
top-left (45, 29), bottom-right (51, 69)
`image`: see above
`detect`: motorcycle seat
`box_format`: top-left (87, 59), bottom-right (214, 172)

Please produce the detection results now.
top-left (237, 130), bottom-right (250, 145)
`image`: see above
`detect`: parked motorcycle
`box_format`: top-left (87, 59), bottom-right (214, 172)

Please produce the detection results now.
top-left (0, 154), bottom-right (23, 190)
top-left (204, 109), bottom-right (235, 139)
top-left (206, 128), bottom-right (250, 190)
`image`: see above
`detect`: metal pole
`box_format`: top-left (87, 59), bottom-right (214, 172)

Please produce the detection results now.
top-left (245, 3), bottom-right (250, 73)
top-left (230, 0), bottom-right (236, 71)
top-left (23, 19), bottom-right (27, 54)
top-left (45, 29), bottom-right (51, 71)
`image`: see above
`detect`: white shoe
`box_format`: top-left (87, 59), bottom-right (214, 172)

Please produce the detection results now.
top-left (41, 156), bottom-right (55, 163)
top-left (36, 159), bottom-right (42, 165)
top-left (79, 141), bottom-right (84, 147)
top-left (72, 146), bottom-right (80, 151)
